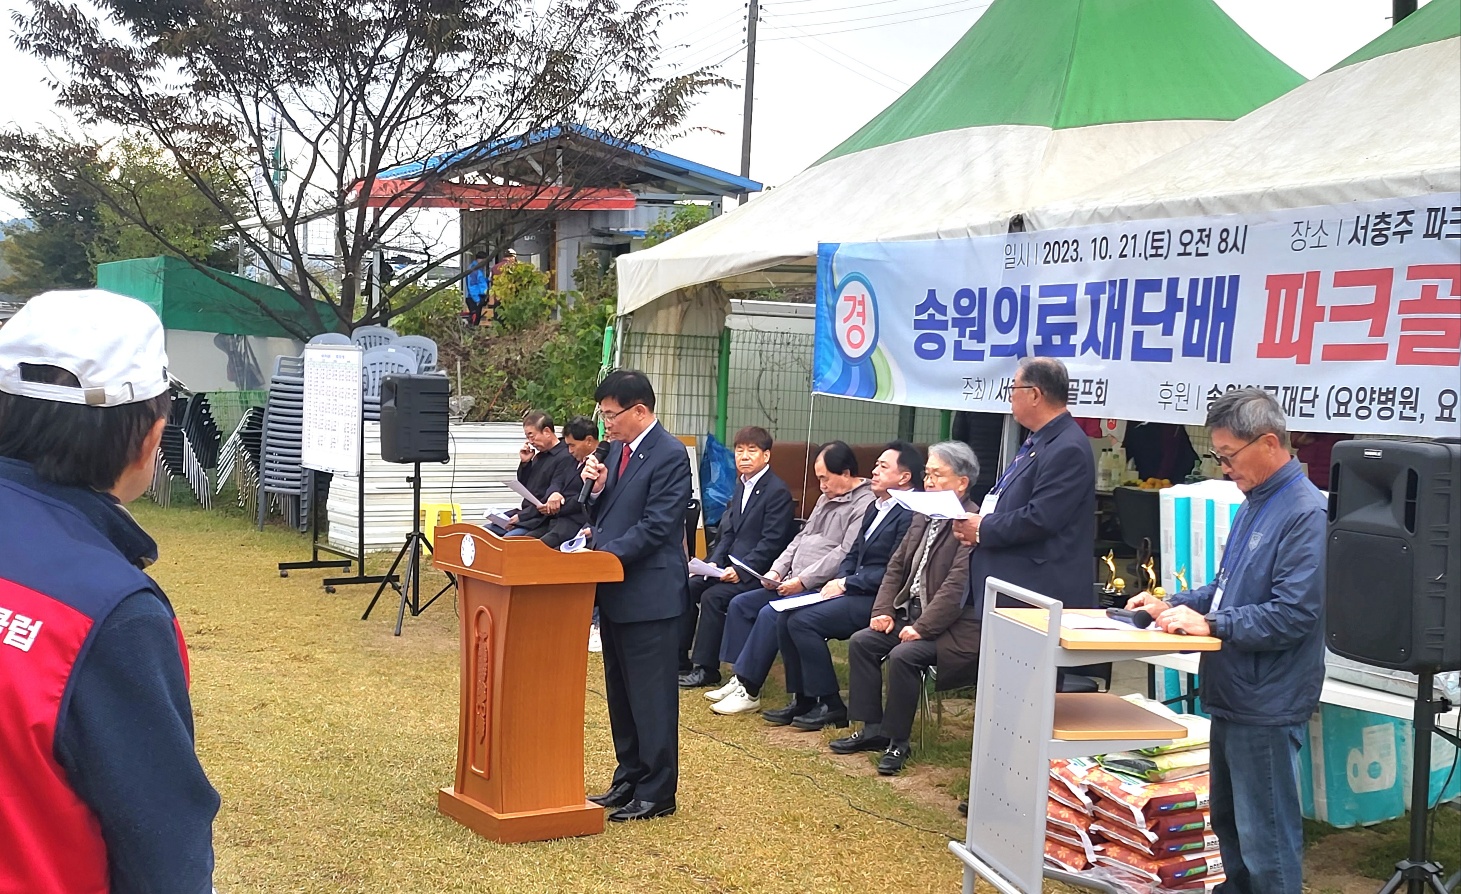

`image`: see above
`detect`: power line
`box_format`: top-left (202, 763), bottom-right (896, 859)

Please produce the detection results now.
top-left (762, 2), bottom-right (987, 38)
top-left (767, 0), bottom-right (980, 24)
top-left (758, 12), bottom-right (911, 89)
top-left (760, 19), bottom-right (907, 93)
top-left (663, 31), bottom-right (747, 70)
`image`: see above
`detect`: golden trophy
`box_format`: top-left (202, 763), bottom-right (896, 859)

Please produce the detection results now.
top-left (1101, 550), bottom-right (1121, 597)
top-left (1174, 566), bottom-right (1189, 593)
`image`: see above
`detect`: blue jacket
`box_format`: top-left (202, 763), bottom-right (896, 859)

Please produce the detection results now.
top-left (837, 500), bottom-right (914, 598)
top-left (0, 458), bottom-right (218, 894)
top-left (1171, 459), bottom-right (1327, 726)
top-left (589, 423), bottom-right (693, 624)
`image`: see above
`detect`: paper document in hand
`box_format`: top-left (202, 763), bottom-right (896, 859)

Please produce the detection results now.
top-left (728, 556), bottom-right (780, 588)
top-left (559, 534), bottom-right (590, 553)
top-left (484, 507), bottom-right (516, 528)
top-left (687, 558), bottom-right (727, 578)
top-left (770, 592), bottom-right (826, 612)
top-left (888, 488), bottom-right (969, 519)
top-left (506, 480), bottom-right (545, 508)
top-left (1060, 614), bottom-right (1137, 631)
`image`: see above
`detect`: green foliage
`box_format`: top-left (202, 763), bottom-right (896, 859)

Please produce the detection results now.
top-left (390, 283), bottom-right (465, 340)
top-left (514, 252), bottom-right (616, 421)
top-left (488, 262), bottom-right (559, 334)
top-left (0, 135), bottom-right (236, 297)
top-left (643, 203), bottom-right (713, 248)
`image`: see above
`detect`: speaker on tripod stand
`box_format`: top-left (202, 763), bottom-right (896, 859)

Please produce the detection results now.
top-left (1326, 438), bottom-right (1460, 894)
top-left (362, 374), bottom-right (453, 636)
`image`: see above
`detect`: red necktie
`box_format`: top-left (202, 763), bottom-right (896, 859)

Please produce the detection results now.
top-left (618, 443), bottom-right (632, 477)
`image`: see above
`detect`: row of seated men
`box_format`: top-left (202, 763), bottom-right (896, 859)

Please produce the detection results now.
top-left (486, 412), bottom-right (601, 548)
top-left (678, 427), bottom-right (982, 775)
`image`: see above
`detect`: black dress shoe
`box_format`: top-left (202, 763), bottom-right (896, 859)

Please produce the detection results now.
top-left (790, 702), bottom-right (850, 731)
top-left (761, 703), bottom-right (805, 725)
top-left (877, 742), bottom-right (912, 775)
top-left (607, 798), bottom-right (677, 822)
top-left (678, 667), bottom-right (722, 689)
top-left (587, 781), bottom-right (635, 808)
top-left (828, 729), bottom-right (890, 754)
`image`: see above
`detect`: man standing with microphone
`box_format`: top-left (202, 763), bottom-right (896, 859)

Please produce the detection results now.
top-left (1128, 388), bottom-right (1326, 894)
top-left (579, 370), bottom-right (691, 821)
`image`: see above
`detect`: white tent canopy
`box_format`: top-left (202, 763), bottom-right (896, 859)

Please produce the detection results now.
top-left (1029, 36), bottom-right (1461, 229)
top-left (616, 0), bottom-right (1306, 319)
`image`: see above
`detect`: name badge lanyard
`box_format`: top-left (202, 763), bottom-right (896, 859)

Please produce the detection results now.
top-left (1211, 474), bottom-right (1302, 605)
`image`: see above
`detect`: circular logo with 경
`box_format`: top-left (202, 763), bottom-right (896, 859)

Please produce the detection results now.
top-left (833, 273), bottom-right (878, 362)
top-left (461, 532), bottom-right (476, 566)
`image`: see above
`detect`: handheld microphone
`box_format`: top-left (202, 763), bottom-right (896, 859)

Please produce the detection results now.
top-left (579, 441), bottom-right (613, 503)
top-left (1105, 607), bottom-right (1156, 629)
top-left (1105, 607), bottom-right (1189, 635)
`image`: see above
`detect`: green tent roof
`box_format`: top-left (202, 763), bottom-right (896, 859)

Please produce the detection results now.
top-left (96, 255), bottom-right (331, 340)
top-left (819, 0), bottom-right (1304, 164)
top-left (1332, 0), bottom-right (1460, 70)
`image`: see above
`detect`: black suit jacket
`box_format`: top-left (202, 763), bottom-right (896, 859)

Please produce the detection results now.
top-left (836, 500), bottom-right (914, 598)
top-left (706, 471), bottom-right (795, 577)
top-left (967, 411), bottom-right (1097, 612)
top-left (514, 442), bottom-right (574, 533)
top-left (541, 458), bottom-right (591, 548)
top-left (589, 423), bottom-right (693, 624)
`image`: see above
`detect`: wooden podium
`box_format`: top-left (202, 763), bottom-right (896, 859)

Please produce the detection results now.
top-left (429, 524), bottom-right (623, 843)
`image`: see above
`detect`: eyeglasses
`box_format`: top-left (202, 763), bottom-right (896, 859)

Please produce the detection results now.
top-left (1008, 384), bottom-right (1038, 398)
top-left (595, 404), bottom-right (641, 424)
top-left (924, 467), bottom-right (949, 481)
top-left (1205, 435), bottom-right (1265, 468)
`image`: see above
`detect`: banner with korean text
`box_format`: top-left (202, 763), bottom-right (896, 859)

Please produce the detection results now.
top-left (813, 194), bottom-right (1461, 437)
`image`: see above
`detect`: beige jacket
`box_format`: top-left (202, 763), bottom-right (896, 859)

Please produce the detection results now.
top-left (768, 480), bottom-right (876, 590)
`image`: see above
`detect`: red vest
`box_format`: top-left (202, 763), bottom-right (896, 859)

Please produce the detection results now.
top-left (0, 479), bottom-right (189, 894)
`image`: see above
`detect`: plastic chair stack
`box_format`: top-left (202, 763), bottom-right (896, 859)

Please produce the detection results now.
top-left (361, 344), bottom-right (418, 421)
top-left (260, 355), bottom-right (311, 531)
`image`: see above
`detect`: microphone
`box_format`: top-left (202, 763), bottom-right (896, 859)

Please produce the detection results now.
top-left (1106, 606), bottom-right (1189, 635)
top-left (579, 441), bottom-right (613, 503)
top-left (1105, 607), bottom-right (1156, 629)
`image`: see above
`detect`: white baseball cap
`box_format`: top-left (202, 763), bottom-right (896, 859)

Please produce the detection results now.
top-left (0, 289), bottom-right (170, 407)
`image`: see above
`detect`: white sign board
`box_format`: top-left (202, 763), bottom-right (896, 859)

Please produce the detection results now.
top-left (302, 345), bottom-right (364, 474)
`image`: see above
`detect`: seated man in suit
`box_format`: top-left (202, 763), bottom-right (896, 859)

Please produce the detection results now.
top-left (679, 426), bottom-right (795, 687)
top-left (762, 442), bottom-right (924, 729)
top-left (830, 441), bottom-right (981, 775)
top-left (490, 410), bottom-right (574, 537)
top-left (704, 444), bottom-right (911, 715)
top-left (539, 415), bottom-right (599, 550)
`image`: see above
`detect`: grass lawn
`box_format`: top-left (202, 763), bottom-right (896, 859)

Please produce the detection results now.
top-left (132, 502), bottom-right (1458, 892)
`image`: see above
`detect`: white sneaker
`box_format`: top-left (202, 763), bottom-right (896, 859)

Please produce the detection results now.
top-left (705, 675), bottom-right (740, 702)
top-left (710, 679), bottom-right (761, 715)
top-left (587, 624), bottom-right (602, 653)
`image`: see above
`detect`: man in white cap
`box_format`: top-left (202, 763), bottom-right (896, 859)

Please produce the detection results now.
top-left (0, 290), bottom-right (219, 893)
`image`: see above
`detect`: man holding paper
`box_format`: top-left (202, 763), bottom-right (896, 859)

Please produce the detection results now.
top-left (678, 426), bottom-right (795, 688)
top-left (704, 442), bottom-right (875, 715)
top-left (832, 442), bottom-right (980, 772)
top-left (490, 410), bottom-right (573, 537)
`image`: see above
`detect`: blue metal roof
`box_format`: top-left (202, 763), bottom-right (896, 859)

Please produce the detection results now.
top-left (376, 124), bottom-right (761, 195)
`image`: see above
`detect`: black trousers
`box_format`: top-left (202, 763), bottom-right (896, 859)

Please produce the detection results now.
top-left (600, 615), bottom-right (679, 803)
top-left (847, 622), bottom-right (937, 743)
top-left (684, 577), bottom-right (758, 670)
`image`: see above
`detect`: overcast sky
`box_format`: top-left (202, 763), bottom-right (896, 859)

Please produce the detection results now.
top-left (0, 0), bottom-right (1429, 219)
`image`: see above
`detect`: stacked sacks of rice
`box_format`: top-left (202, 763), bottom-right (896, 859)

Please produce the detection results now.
top-left (1084, 767), bottom-right (1223, 889)
top-left (1045, 758), bottom-right (1103, 870)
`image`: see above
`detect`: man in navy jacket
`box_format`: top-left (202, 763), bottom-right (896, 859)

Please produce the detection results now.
top-left (953, 357), bottom-right (1096, 614)
top-left (679, 426), bottom-right (795, 687)
top-left (0, 290), bottom-right (218, 894)
top-left (1129, 389), bottom-right (1326, 894)
top-left (580, 370), bottom-right (692, 821)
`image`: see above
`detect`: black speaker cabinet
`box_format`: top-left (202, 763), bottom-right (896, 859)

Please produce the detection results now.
top-left (1326, 438), bottom-right (1460, 672)
top-left (380, 374), bottom-right (450, 464)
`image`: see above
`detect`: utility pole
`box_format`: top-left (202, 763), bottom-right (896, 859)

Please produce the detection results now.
top-left (739, 0), bottom-right (759, 199)
top-left (1393, 0), bottom-right (1416, 24)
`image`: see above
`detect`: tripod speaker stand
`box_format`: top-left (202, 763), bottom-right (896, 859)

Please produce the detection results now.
top-left (361, 463), bottom-right (456, 636)
top-left (1376, 670), bottom-right (1461, 894)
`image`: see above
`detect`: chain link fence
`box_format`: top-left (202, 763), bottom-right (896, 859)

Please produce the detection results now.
top-left (620, 327), bottom-right (945, 445)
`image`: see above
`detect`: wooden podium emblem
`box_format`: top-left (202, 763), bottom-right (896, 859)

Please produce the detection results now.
top-left (430, 525), bottom-right (623, 843)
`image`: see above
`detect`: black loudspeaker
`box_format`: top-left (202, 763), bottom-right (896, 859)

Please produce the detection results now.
top-left (379, 374), bottom-right (450, 464)
top-left (1325, 438), bottom-right (1460, 672)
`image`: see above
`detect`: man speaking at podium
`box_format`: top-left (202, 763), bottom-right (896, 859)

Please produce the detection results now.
top-left (580, 370), bottom-right (692, 821)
